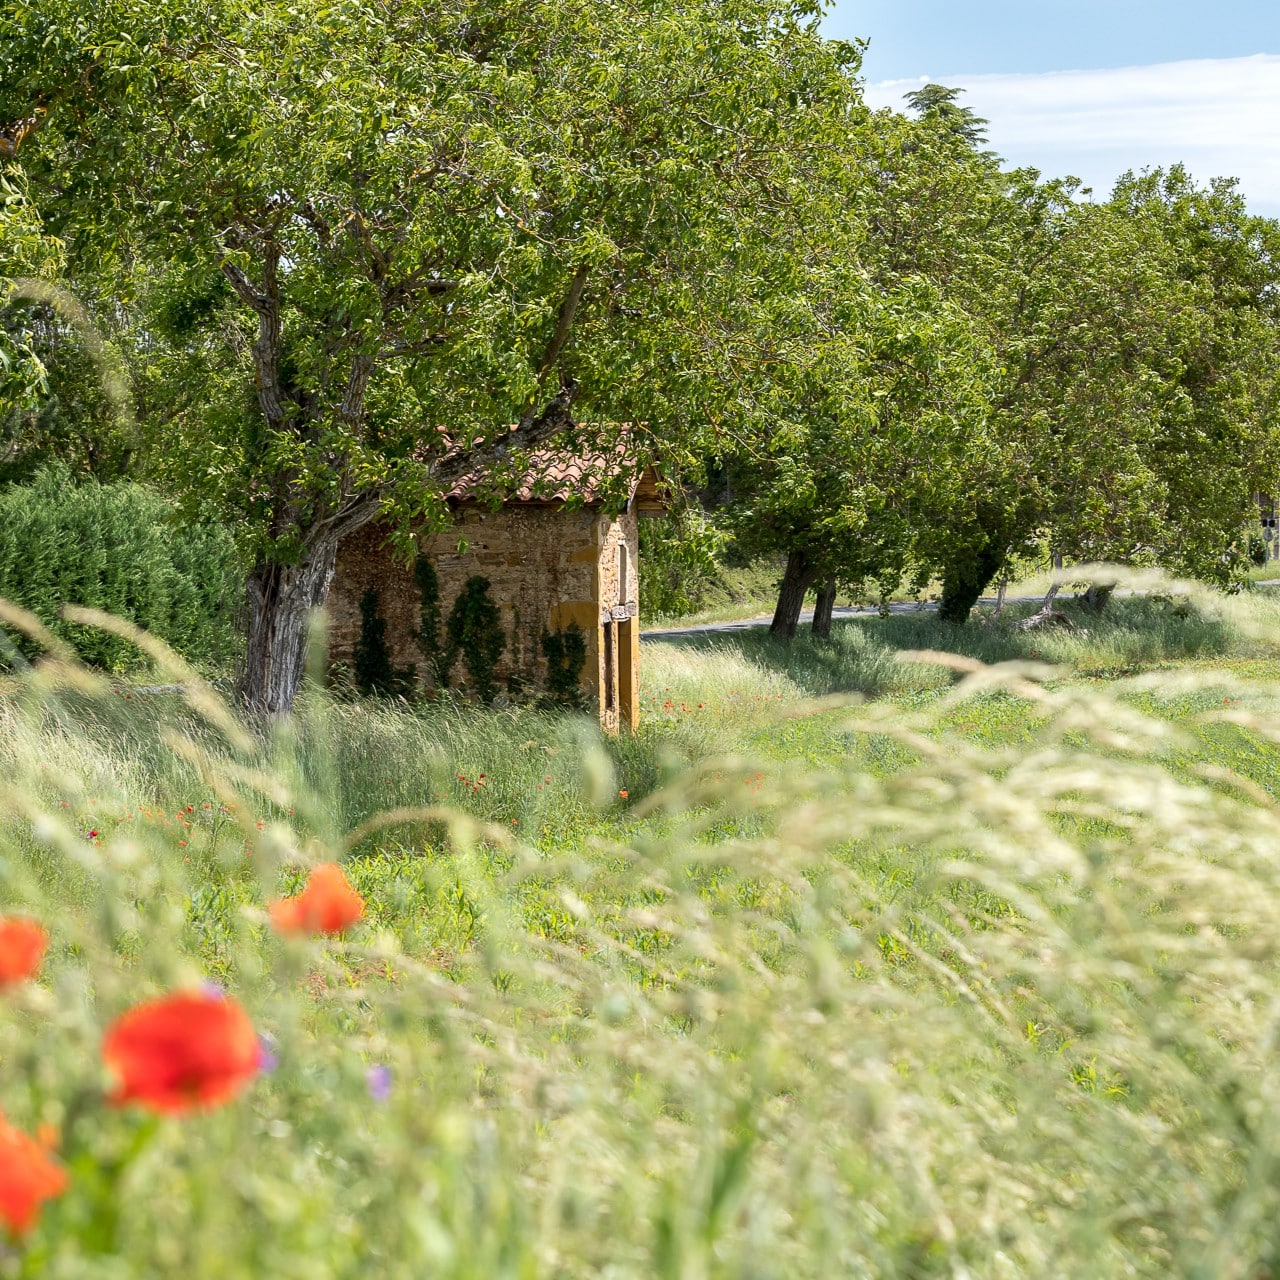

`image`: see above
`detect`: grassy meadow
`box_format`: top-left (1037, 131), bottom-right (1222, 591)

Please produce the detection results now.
top-left (5, 582), bottom-right (1280, 1275)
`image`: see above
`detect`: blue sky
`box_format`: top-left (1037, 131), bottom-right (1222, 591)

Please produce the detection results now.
top-left (825, 1), bottom-right (1280, 215)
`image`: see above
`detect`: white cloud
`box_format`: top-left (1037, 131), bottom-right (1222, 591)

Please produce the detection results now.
top-left (864, 55), bottom-right (1280, 215)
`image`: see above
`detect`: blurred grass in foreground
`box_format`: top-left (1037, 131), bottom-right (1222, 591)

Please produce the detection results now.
top-left (3, 580), bottom-right (1280, 1276)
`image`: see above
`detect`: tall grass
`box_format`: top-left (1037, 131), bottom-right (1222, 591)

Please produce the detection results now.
top-left (4, 587), bottom-right (1280, 1276)
top-left (647, 588), bottom-right (1274, 702)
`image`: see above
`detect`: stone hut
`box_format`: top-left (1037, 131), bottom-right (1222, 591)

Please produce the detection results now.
top-left (328, 448), bottom-right (665, 730)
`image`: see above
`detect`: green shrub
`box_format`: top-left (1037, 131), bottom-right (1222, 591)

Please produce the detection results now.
top-left (0, 466), bottom-right (242, 671)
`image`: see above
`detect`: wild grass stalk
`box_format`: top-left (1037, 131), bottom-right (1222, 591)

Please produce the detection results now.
top-left (2, 587), bottom-right (1280, 1275)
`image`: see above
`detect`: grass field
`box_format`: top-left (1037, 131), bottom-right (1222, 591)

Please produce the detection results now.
top-left (5, 582), bottom-right (1280, 1276)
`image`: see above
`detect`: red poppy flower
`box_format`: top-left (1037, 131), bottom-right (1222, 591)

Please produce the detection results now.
top-left (269, 863), bottom-right (364, 936)
top-left (0, 1117), bottom-right (65, 1233)
top-left (102, 990), bottom-right (261, 1113)
top-left (0, 917), bottom-right (47, 988)
top-left (0, 1113), bottom-right (68, 1235)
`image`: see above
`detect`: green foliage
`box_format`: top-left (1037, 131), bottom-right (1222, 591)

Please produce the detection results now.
top-left (13, 0), bottom-right (1276, 692)
top-left (0, 296), bottom-right (132, 485)
top-left (0, 162), bottom-right (61, 426)
top-left (541, 623), bottom-right (587, 707)
top-left (352, 588), bottom-right (413, 699)
top-left (1111, 167), bottom-right (1280, 585)
top-left (0, 0), bottom-right (864, 708)
top-left (1248, 530), bottom-right (1270, 568)
top-left (709, 92), bottom-right (1280, 629)
top-left (445, 576), bottom-right (505, 705)
top-left (638, 512), bottom-right (727, 619)
top-left (0, 466), bottom-right (242, 671)
top-left (413, 553), bottom-right (448, 689)
top-left (721, 272), bottom-right (997, 603)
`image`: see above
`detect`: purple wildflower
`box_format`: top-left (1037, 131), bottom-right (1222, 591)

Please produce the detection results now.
top-left (365, 1064), bottom-right (392, 1101)
top-left (258, 1036), bottom-right (279, 1073)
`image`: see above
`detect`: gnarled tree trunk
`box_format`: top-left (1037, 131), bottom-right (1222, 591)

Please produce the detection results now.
top-left (770, 551), bottom-right (820, 640)
top-left (811, 576), bottom-right (837, 638)
top-left (240, 534), bottom-right (342, 716)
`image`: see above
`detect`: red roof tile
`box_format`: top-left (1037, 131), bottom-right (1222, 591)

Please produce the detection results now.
top-left (443, 435), bottom-right (657, 508)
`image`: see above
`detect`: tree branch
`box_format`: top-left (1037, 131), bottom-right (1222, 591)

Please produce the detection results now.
top-left (339, 351), bottom-right (375, 425)
top-left (535, 266), bottom-right (589, 379)
top-left (220, 260), bottom-right (269, 313)
top-left (222, 249), bottom-right (287, 430)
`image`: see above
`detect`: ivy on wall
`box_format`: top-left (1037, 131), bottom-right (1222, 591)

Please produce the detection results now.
top-left (413, 553), bottom-right (449, 686)
top-left (541, 624), bottom-right (587, 708)
top-left (444, 575), bottom-right (505, 704)
top-left (353, 588), bottom-right (415, 698)
top-left (359, 556), bottom-right (589, 708)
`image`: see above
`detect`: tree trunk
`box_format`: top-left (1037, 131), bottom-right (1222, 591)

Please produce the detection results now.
top-left (1036, 550), bottom-right (1064, 612)
top-left (938, 542), bottom-right (1007, 625)
top-left (811, 576), bottom-right (837, 638)
top-left (1080, 582), bottom-right (1115, 614)
top-left (1015, 607), bottom-right (1074, 632)
top-left (770, 551), bottom-right (819, 640)
top-left (240, 534), bottom-right (342, 716)
top-left (1016, 551), bottom-right (1077, 631)
top-left (986, 571), bottom-right (1011, 624)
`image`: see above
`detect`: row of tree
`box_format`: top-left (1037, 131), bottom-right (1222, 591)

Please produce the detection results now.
top-left (723, 89), bottom-right (1280, 635)
top-left (2, 2), bottom-right (1278, 707)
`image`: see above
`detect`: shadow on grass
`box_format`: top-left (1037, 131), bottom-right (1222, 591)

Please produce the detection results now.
top-left (648, 595), bottom-right (1245, 699)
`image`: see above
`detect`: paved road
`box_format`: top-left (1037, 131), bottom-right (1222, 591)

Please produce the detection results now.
top-left (641, 581), bottom-right (1280, 641)
top-left (640, 594), bottom-right (1034, 641)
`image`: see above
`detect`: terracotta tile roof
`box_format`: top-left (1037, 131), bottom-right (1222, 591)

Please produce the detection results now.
top-left (444, 435), bottom-right (660, 508)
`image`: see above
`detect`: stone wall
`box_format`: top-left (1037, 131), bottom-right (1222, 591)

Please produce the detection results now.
top-left (328, 502), bottom-right (640, 714)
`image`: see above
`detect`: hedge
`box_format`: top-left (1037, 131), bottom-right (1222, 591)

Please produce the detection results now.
top-left (0, 467), bottom-right (243, 671)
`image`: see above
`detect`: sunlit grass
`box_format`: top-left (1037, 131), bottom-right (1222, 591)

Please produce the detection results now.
top-left (5, 581), bottom-right (1280, 1275)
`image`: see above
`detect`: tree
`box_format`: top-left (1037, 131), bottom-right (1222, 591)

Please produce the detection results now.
top-left (860, 92), bottom-right (1280, 623)
top-left (721, 275), bottom-right (996, 638)
top-left (0, 290), bottom-right (134, 484)
top-left (920, 168), bottom-right (1280, 621)
top-left (923, 178), bottom-right (1182, 621)
top-left (734, 92), bottom-right (1280, 633)
top-left (0, 160), bottom-right (59, 442)
top-left (903, 84), bottom-right (990, 150)
top-left (710, 102), bottom-right (1003, 636)
top-left (1, 0), bottom-right (861, 710)
top-left (1111, 167), bottom-right (1280, 584)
